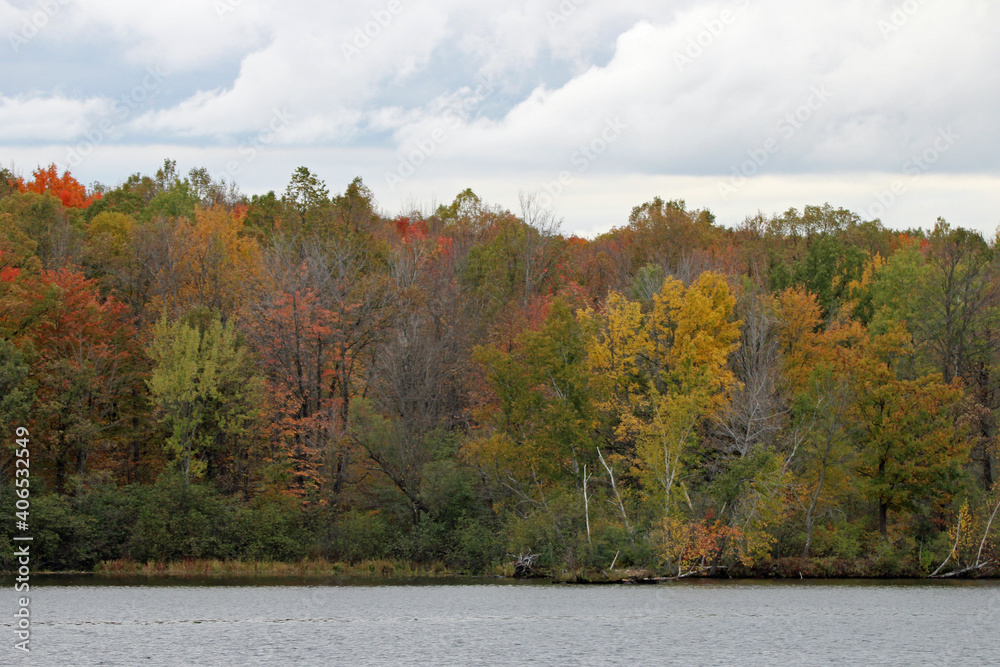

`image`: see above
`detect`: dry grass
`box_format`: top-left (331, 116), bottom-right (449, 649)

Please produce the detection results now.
top-left (93, 558), bottom-right (455, 578)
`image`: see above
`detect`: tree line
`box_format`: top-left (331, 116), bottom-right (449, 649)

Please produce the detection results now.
top-left (0, 160), bottom-right (997, 577)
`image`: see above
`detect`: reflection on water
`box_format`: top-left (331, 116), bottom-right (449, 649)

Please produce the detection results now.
top-left (2, 578), bottom-right (998, 666)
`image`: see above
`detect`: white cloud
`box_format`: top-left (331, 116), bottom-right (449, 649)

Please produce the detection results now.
top-left (66, 0), bottom-right (270, 71)
top-left (2, 0), bottom-right (998, 237)
top-left (417, 0), bottom-right (1000, 177)
top-left (0, 94), bottom-right (111, 141)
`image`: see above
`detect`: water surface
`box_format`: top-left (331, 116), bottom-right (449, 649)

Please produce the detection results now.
top-left (3, 578), bottom-right (997, 665)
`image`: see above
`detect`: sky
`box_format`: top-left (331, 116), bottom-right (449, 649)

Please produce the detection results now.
top-left (1, 0), bottom-right (997, 238)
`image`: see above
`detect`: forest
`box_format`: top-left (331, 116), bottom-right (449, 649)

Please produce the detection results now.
top-left (1, 159), bottom-right (998, 579)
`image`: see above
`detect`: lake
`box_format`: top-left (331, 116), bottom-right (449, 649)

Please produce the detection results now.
top-left (3, 577), bottom-right (998, 665)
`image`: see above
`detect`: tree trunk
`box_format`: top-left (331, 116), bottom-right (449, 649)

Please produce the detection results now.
top-left (802, 461), bottom-right (827, 558)
top-left (709, 535), bottom-right (728, 576)
top-left (879, 502), bottom-right (888, 540)
top-left (984, 448), bottom-right (994, 490)
top-left (131, 387), bottom-right (141, 483)
top-left (802, 513), bottom-right (814, 558)
top-left (55, 457), bottom-right (65, 495)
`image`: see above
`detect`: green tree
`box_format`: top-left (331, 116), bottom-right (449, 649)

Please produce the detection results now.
top-left (852, 328), bottom-right (967, 539)
top-left (0, 339), bottom-right (34, 478)
top-left (468, 298), bottom-right (595, 509)
top-left (332, 176), bottom-right (378, 235)
top-left (147, 314), bottom-right (263, 482)
top-left (282, 167), bottom-right (330, 232)
top-left (0, 191), bottom-right (80, 269)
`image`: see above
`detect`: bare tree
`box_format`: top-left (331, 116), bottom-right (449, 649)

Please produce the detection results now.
top-left (356, 234), bottom-right (469, 522)
top-left (518, 192), bottom-right (562, 308)
top-left (714, 291), bottom-right (787, 459)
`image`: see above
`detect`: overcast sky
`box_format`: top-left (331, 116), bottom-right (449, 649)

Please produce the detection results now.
top-left (1, 0), bottom-right (997, 237)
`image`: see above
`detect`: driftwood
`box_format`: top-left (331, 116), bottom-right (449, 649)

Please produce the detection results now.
top-left (929, 495), bottom-right (1000, 578)
top-left (664, 565), bottom-right (726, 581)
top-left (617, 566), bottom-right (727, 584)
top-left (509, 553), bottom-right (540, 578)
top-left (931, 561), bottom-right (995, 578)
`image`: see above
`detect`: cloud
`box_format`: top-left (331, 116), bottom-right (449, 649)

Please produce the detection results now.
top-left (1, 0), bottom-right (997, 236)
top-left (414, 0), bottom-right (1000, 177)
top-left (66, 0), bottom-right (270, 71)
top-left (0, 94), bottom-right (111, 141)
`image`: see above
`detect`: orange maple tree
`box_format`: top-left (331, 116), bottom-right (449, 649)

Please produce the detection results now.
top-left (18, 164), bottom-right (101, 209)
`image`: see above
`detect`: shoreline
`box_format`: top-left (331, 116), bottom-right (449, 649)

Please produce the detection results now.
top-left (4, 556), bottom-right (996, 581)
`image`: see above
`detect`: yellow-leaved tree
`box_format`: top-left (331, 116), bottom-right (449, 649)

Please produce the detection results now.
top-left (585, 271), bottom-right (741, 567)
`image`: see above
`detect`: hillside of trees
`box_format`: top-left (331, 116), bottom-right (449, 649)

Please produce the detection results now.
top-left (1, 160), bottom-right (998, 578)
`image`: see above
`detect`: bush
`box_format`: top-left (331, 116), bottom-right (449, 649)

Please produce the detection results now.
top-left (75, 483), bottom-right (144, 562)
top-left (127, 472), bottom-right (237, 562)
top-left (325, 508), bottom-right (396, 563)
top-left (811, 520), bottom-right (864, 561)
top-left (449, 516), bottom-right (504, 573)
top-left (29, 493), bottom-right (99, 570)
top-left (230, 498), bottom-right (308, 562)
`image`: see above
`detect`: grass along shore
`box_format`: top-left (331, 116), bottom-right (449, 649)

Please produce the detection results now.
top-left (12, 555), bottom-right (997, 580)
top-left (88, 558), bottom-right (465, 577)
top-left (108, 556), bottom-right (1000, 580)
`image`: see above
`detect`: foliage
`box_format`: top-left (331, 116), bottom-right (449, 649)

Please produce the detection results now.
top-left (17, 164), bottom-right (101, 209)
top-left (147, 314), bottom-right (264, 482)
top-left (1, 163), bottom-right (997, 577)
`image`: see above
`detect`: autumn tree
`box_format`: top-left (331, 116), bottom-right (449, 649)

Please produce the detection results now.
top-left (18, 164), bottom-right (100, 209)
top-left (851, 327), bottom-right (968, 539)
top-left (713, 290), bottom-right (786, 459)
top-left (0, 191), bottom-right (80, 269)
top-left (918, 221), bottom-right (998, 488)
top-left (0, 212), bottom-right (42, 280)
top-left (188, 166), bottom-right (240, 209)
top-left (0, 167), bottom-right (18, 198)
top-left (140, 206), bottom-right (262, 322)
top-left (147, 313), bottom-right (264, 485)
top-left (581, 271), bottom-right (744, 567)
top-left (243, 236), bottom-right (392, 500)
top-left (7, 270), bottom-right (143, 492)
top-left (517, 192), bottom-right (563, 309)
top-left (707, 289), bottom-right (790, 566)
top-left (625, 197), bottom-right (721, 273)
top-left (916, 220), bottom-right (996, 383)
top-left (469, 298), bottom-right (594, 511)
top-left (244, 191), bottom-right (291, 235)
top-left (777, 287), bottom-right (862, 556)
